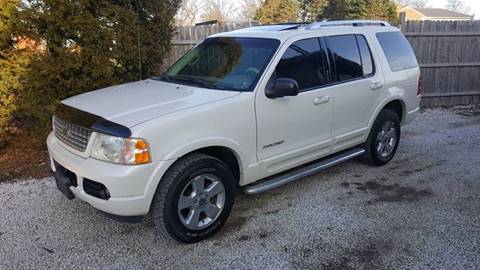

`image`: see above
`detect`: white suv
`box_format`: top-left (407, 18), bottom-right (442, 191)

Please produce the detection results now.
top-left (47, 20), bottom-right (421, 243)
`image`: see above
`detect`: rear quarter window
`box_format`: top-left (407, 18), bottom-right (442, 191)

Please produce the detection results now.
top-left (376, 32), bottom-right (418, 72)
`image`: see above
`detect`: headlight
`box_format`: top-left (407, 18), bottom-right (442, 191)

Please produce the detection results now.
top-left (90, 133), bottom-right (151, 165)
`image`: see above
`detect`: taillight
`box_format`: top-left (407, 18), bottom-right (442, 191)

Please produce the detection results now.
top-left (417, 76), bottom-right (424, 96)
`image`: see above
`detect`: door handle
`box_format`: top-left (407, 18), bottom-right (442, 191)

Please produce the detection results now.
top-left (313, 95), bottom-right (331, 105)
top-left (370, 81), bottom-right (383, 90)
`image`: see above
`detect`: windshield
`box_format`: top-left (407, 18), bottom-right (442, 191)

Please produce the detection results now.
top-left (159, 37), bottom-right (280, 92)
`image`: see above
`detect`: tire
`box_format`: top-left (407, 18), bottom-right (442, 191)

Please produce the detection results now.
top-left (361, 109), bottom-right (401, 166)
top-left (151, 153), bottom-right (235, 243)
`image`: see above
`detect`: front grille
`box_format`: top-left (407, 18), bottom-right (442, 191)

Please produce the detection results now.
top-left (53, 116), bottom-right (92, 152)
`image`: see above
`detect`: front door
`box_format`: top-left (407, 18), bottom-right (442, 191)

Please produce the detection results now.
top-left (255, 37), bottom-right (334, 174)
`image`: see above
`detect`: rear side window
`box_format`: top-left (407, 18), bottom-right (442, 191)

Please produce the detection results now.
top-left (376, 31), bottom-right (418, 72)
top-left (326, 35), bottom-right (363, 82)
top-left (274, 38), bottom-right (328, 91)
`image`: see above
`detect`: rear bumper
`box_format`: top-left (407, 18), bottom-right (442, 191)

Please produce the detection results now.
top-left (403, 106), bottom-right (420, 125)
top-left (47, 132), bottom-right (172, 216)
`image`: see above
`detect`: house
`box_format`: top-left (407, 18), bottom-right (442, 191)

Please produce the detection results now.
top-left (399, 7), bottom-right (474, 21)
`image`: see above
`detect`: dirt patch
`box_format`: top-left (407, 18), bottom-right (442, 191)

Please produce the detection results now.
top-left (392, 161), bottom-right (444, 176)
top-left (449, 119), bottom-right (480, 129)
top-left (238, 235), bottom-right (250, 241)
top-left (450, 105), bottom-right (480, 128)
top-left (0, 129), bottom-right (50, 183)
top-left (320, 243), bottom-right (385, 270)
top-left (344, 181), bottom-right (432, 203)
top-left (340, 182), bottom-right (350, 188)
top-left (258, 231), bottom-right (269, 239)
top-left (454, 105), bottom-right (480, 117)
top-left (287, 237), bottom-right (391, 270)
top-left (263, 201), bottom-right (293, 216)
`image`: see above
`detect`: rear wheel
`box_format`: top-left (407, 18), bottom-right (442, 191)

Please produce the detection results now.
top-left (361, 109), bottom-right (401, 166)
top-left (151, 153), bottom-right (235, 243)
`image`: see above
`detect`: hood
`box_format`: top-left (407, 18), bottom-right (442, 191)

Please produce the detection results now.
top-left (62, 79), bottom-right (240, 127)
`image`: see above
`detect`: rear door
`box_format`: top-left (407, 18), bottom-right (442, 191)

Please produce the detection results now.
top-left (324, 34), bottom-right (384, 151)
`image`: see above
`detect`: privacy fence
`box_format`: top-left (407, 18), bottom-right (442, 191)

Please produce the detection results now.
top-left (166, 21), bottom-right (480, 107)
top-left (401, 20), bottom-right (480, 107)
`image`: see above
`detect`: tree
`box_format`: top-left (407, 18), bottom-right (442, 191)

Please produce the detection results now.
top-left (300, 0), bottom-right (328, 21)
top-left (397, 0), bottom-right (430, 8)
top-left (324, 0), bottom-right (398, 22)
top-left (3, 0), bottom-right (181, 135)
top-left (201, 0), bottom-right (235, 23)
top-left (446, 0), bottom-right (471, 14)
top-left (176, 0), bottom-right (200, 26)
top-left (0, 0), bottom-right (30, 141)
top-left (369, 0), bottom-right (399, 21)
top-left (241, 0), bottom-right (261, 22)
top-left (255, 0), bottom-right (300, 24)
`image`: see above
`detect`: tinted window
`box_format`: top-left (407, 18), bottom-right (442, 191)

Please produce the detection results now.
top-left (356, 35), bottom-right (374, 76)
top-left (326, 35), bottom-right (363, 82)
top-left (274, 38), bottom-right (327, 90)
top-left (163, 37), bottom-right (280, 92)
top-left (376, 32), bottom-right (418, 72)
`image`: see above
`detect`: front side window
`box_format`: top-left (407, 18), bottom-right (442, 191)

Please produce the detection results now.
top-left (161, 37), bottom-right (280, 92)
top-left (326, 35), bottom-right (363, 82)
top-left (272, 38), bottom-right (328, 91)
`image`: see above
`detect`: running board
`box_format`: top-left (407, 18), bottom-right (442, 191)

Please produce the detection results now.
top-left (243, 148), bottom-right (365, 194)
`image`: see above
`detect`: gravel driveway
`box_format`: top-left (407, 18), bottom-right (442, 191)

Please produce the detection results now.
top-left (0, 107), bottom-right (479, 270)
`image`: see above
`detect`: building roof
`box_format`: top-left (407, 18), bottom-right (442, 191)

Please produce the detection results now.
top-left (415, 8), bottom-right (472, 19)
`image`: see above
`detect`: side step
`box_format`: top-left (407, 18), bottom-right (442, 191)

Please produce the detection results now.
top-left (243, 148), bottom-right (365, 194)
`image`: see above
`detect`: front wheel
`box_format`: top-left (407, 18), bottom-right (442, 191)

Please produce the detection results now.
top-left (151, 153), bottom-right (235, 243)
top-left (361, 109), bottom-right (401, 166)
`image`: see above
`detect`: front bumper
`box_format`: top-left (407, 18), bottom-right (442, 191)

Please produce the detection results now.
top-left (47, 132), bottom-right (172, 216)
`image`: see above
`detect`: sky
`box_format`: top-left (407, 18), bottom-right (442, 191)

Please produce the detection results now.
top-left (428, 0), bottom-right (479, 18)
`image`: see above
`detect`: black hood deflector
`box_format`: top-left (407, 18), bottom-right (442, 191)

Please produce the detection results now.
top-left (55, 103), bottom-right (132, 138)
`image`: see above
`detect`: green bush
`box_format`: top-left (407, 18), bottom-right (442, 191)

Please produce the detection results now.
top-left (0, 0), bottom-right (181, 140)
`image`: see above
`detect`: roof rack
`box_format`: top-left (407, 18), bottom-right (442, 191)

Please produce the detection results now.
top-left (305, 20), bottom-right (391, 30)
top-left (246, 23), bottom-right (310, 31)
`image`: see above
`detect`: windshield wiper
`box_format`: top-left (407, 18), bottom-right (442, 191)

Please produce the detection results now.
top-left (169, 76), bottom-right (215, 89)
top-left (151, 75), bottom-right (216, 89)
top-left (150, 75), bottom-right (172, 82)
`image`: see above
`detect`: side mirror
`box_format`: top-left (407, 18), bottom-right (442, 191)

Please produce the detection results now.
top-left (265, 78), bottom-right (299, 99)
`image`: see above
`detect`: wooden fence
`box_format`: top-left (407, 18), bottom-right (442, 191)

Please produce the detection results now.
top-left (401, 20), bottom-right (480, 107)
top-left (166, 20), bottom-right (480, 107)
top-left (165, 22), bottom-right (259, 69)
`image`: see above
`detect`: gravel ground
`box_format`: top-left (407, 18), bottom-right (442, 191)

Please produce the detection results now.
top-left (0, 107), bottom-right (479, 270)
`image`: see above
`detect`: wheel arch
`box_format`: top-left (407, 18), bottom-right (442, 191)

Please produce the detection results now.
top-left (383, 99), bottom-right (405, 123)
top-left (190, 146), bottom-right (241, 186)
top-left (369, 97), bottom-right (406, 129)
top-left (154, 138), bottom-right (244, 185)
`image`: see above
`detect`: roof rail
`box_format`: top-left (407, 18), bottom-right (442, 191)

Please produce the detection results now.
top-left (305, 20), bottom-right (391, 30)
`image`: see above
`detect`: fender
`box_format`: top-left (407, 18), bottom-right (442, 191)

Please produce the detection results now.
top-left (368, 90), bottom-right (407, 130)
top-left (160, 137), bottom-right (245, 163)
top-left (141, 137), bottom-right (246, 208)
